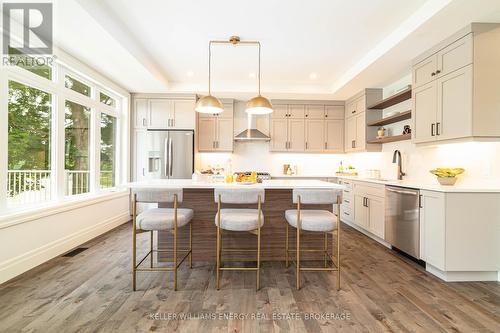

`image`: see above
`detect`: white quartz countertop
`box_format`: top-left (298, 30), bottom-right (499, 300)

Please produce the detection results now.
top-left (270, 174), bottom-right (500, 193)
top-left (334, 175), bottom-right (500, 193)
top-left (125, 179), bottom-right (345, 190)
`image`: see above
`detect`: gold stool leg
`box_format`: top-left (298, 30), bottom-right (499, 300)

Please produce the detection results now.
top-left (257, 226), bottom-right (261, 291)
top-left (296, 225), bottom-right (300, 290)
top-left (324, 232), bottom-right (328, 268)
top-left (216, 226), bottom-right (221, 290)
top-left (150, 231), bottom-right (154, 268)
top-left (337, 198), bottom-right (341, 290)
top-left (189, 222), bottom-right (193, 269)
top-left (132, 194), bottom-right (137, 291)
top-left (285, 223), bottom-right (289, 268)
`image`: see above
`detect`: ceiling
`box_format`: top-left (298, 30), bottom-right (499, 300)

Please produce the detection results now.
top-left (52, 0), bottom-right (500, 99)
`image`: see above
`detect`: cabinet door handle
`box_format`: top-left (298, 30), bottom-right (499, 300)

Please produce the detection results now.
top-left (142, 168), bottom-right (145, 176)
top-left (431, 123), bottom-right (435, 136)
top-left (419, 194), bottom-right (423, 208)
top-left (436, 122), bottom-right (440, 136)
top-left (344, 212), bottom-right (350, 216)
top-left (305, 142), bottom-right (308, 149)
top-left (431, 72), bottom-right (436, 76)
top-left (351, 110), bottom-right (356, 114)
top-left (324, 142), bottom-right (327, 149)
top-left (142, 118), bottom-right (146, 126)
top-left (305, 114), bottom-right (308, 118)
top-left (435, 69), bottom-right (441, 74)
top-left (212, 141), bottom-right (215, 149)
top-left (365, 197), bottom-right (369, 208)
top-left (325, 114), bottom-right (328, 118)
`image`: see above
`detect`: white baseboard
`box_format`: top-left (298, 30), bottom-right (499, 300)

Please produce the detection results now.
top-left (341, 219), bottom-right (391, 248)
top-left (0, 212), bottom-right (130, 284)
top-left (426, 264), bottom-right (499, 282)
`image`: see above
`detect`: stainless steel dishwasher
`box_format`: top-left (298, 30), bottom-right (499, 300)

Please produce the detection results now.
top-left (385, 186), bottom-right (420, 258)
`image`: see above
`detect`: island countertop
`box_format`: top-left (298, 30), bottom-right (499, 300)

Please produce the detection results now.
top-left (125, 179), bottom-right (345, 190)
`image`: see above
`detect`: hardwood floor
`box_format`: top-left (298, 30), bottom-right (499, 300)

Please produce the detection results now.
top-left (0, 221), bottom-right (498, 332)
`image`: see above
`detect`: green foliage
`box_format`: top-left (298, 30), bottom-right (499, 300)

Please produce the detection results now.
top-left (8, 81), bottom-right (51, 170)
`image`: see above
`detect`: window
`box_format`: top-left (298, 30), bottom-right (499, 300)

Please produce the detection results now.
top-left (1, 59), bottom-right (125, 213)
top-left (100, 114), bottom-right (117, 188)
top-left (7, 81), bottom-right (52, 206)
top-left (65, 75), bottom-right (91, 97)
top-left (100, 92), bottom-right (116, 108)
top-left (65, 101), bottom-right (91, 195)
top-left (7, 47), bottom-right (53, 80)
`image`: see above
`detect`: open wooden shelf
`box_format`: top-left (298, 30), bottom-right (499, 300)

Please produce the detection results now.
top-left (367, 110), bottom-right (412, 126)
top-left (367, 133), bottom-right (411, 144)
top-left (367, 86), bottom-right (412, 109)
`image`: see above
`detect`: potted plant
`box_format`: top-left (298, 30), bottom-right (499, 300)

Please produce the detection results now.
top-left (429, 168), bottom-right (465, 185)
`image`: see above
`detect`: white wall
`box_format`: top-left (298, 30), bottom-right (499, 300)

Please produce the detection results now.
top-left (198, 75), bottom-right (500, 186)
top-left (0, 193), bottom-right (129, 284)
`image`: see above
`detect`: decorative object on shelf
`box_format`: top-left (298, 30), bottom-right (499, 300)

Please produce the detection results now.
top-left (403, 125), bottom-right (411, 134)
top-left (196, 36), bottom-right (273, 115)
top-left (430, 168), bottom-right (465, 186)
top-left (283, 164), bottom-right (290, 175)
top-left (377, 127), bottom-right (386, 139)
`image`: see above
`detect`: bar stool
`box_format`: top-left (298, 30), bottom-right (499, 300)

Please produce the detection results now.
top-left (214, 188), bottom-right (264, 291)
top-left (285, 188), bottom-right (342, 290)
top-left (132, 188), bottom-right (193, 291)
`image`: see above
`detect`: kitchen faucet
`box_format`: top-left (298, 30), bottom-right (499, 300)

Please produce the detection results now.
top-left (392, 150), bottom-right (406, 180)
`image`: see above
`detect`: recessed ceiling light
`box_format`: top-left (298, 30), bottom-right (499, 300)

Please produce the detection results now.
top-left (187, 71), bottom-right (194, 77)
top-left (248, 72), bottom-right (256, 78)
top-left (309, 73), bottom-right (317, 79)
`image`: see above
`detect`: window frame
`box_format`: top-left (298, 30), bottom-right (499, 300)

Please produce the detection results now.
top-left (0, 57), bottom-right (127, 214)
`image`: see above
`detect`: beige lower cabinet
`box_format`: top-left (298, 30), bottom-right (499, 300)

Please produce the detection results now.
top-left (351, 181), bottom-right (385, 239)
top-left (419, 190), bottom-right (500, 281)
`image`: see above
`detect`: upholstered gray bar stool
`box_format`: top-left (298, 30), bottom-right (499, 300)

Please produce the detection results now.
top-left (132, 188), bottom-right (193, 291)
top-left (214, 188), bottom-right (264, 291)
top-left (285, 188), bottom-right (342, 290)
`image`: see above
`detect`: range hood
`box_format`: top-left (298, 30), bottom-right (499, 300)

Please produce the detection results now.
top-left (234, 114), bottom-right (270, 141)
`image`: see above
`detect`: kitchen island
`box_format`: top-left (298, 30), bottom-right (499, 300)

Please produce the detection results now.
top-left (126, 179), bottom-right (344, 261)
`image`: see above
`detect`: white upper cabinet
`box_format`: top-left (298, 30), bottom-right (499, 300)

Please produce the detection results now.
top-left (269, 101), bottom-right (344, 153)
top-left (149, 100), bottom-right (172, 128)
top-left (197, 101), bottom-right (234, 152)
top-left (134, 99), bottom-right (149, 128)
top-left (305, 119), bottom-right (324, 152)
top-left (344, 89), bottom-right (383, 152)
top-left (132, 96), bottom-right (196, 129)
top-left (305, 105), bottom-right (325, 119)
top-left (412, 24), bottom-right (500, 144)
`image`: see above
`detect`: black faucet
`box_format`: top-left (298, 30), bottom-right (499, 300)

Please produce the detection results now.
top-left (392, 150), bottom-right (406, 180)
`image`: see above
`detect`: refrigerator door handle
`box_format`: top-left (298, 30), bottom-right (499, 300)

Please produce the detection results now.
top-left (164, 137), bottom-right (169, 178)
top-left (169, 137), bottom-right (173, 177)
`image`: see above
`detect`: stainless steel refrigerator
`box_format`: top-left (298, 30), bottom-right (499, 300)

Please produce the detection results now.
top-left (145, 129), bottom-right (194, 179)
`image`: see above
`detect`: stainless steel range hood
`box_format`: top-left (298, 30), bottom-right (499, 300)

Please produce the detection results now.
top-left (234, 114), bottom-right (270, 141)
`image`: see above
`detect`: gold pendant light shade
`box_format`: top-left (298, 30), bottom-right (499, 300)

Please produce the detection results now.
top-left (246, 95), bottom-right (273, 115)
top-left (195, 94), bottom-right (224, 114)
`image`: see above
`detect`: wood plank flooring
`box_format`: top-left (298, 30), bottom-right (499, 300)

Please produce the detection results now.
top-left (0, 221), bottom-right (498, 332)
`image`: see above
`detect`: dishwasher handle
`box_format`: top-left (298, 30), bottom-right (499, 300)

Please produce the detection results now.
top-left (386, 187), bottom-right (419, 196)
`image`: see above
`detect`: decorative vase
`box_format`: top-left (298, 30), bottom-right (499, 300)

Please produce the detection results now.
top-left (377, 127), bottom-right (385, 138)
top-left (437, 177), bottom-right (457, 186)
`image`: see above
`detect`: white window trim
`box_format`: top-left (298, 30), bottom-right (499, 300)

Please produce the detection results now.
top-left (1, 55), bottom-right (129, 215)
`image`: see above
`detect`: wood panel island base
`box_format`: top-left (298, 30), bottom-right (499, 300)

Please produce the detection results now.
top-left (158, 188), bottom-right (336, 262)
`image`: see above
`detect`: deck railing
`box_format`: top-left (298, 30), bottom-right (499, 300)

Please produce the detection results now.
top-left (6, 170), bottom-right (113, 205)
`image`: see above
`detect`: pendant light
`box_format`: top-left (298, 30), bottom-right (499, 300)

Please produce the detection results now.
top-left (195, 40), bottom-right (224, 114)
top-left (246, 41), bottom-right (273, 115)
top-left (196, 36), bottom-right (273, 115)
